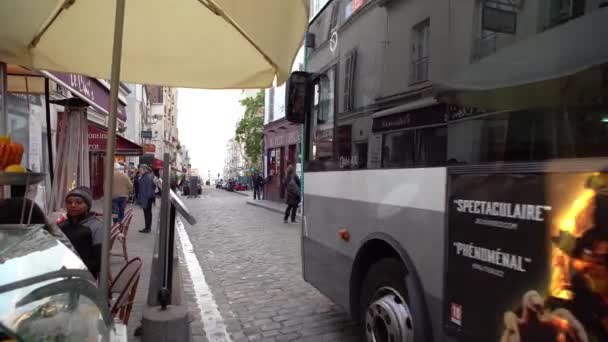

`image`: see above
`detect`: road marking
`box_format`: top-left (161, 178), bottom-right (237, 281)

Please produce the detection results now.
top-left (177, 219), bottom-right (233, 342)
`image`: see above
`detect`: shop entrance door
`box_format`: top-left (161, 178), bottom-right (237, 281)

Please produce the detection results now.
top-left (279, 146), bottom-right (285, 199)
top-left (90, 154), bottom-right (105, 199)
top-left (288, 144), bottom-right (296, 166)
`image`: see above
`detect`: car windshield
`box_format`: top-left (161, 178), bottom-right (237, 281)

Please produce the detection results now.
top-left (0, 226), bottom-right (112, 341)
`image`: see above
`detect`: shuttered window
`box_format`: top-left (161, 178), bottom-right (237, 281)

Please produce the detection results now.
top-left (343, 49), bottom-right (357, 112)
top-left (327, 3), bottom-right (339, 39)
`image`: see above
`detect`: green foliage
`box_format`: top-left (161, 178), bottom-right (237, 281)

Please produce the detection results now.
top-left (235, 90), bottom-right (264, 168)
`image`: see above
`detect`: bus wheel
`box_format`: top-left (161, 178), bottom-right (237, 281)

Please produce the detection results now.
top-left (360, 258), bottom-right (414, 342)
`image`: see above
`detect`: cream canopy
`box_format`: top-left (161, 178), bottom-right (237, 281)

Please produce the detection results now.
top-left (0, 0), bottom-right (308, 88)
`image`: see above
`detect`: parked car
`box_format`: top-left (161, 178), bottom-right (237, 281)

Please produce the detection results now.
top-left (234, 182), bottom-right (248, 191)
top-left (223, 181), bottom-right (234, 192)
top-left (0, 224), bottom-right (127, 341)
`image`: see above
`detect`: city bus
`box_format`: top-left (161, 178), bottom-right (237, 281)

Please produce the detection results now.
top-left (285, 1), bottom-right (608, 341)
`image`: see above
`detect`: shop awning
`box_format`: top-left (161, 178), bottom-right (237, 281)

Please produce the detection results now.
top-left (5, 65), bottom-right (46, 94)
top-left (88, 123), bottom-right (143, 156)
top-left (152, 158), bottom-right (164, 170)
top-left (43, 71), bottom-right (127, 121)
top-left (0, 0), bottom-right (308, 89)
top-left (435, 9), bottom-right (608, 111)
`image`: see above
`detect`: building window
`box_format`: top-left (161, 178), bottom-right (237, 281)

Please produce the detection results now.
top-left (149, 86), bottom-right (163, 104)
top-left (472, 30), bottom-right (497, 61)
top-left (268, 87), bottom-right (275, 122)
top-left (410, 19), bottom-right (430, 84)
top-left (547, 0), bottom-right (586, 29)
top-left (309, 66), bottom-right (336, 162)
top-left (343, 49), bottom-right (357, 112)
top-left (327, 2), bottom-right (340, 40)
top-left (381, 126), bottom-right (447, 168)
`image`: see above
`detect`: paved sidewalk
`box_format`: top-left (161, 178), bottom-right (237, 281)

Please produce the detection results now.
top-left (246, 199), bottom-right (302, 219)
top-left (233, 190), bottom-right (252, 197)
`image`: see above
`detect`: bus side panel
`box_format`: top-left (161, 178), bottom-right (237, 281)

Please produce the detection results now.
top-left (302, 168), bottom-right (447, 339)
top-left (302, 235), bottom-right (354, 311)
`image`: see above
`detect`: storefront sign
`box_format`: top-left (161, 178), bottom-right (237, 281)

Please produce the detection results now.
top-left (141, 130), bottom-right (153, 139)
top-left (265, 128), bottom-right (300, 149)
top-left (88, 123), bottom-right (143, 156)
top-left (143, 143), bottom-right (156, 153)
top-left (444, 170), bottom-right (608, 341)
top-left (446, 104), bottom-right (488, 121)
top-left (44, 71), bottom-right (127, 121)
top-left (372, 104), bottom-right (446, 133)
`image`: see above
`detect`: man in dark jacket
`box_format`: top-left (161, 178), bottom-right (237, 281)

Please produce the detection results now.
top-left (252, 172), bottom-right (263, 200)
top-left (283, 164), bottom-right (301, 224)
top-left (57, 187), bottom-right (103, 278)
top-left (0, 196), bottom-right (76, 254)
top-left (137, 165), bottom-right (156, 233)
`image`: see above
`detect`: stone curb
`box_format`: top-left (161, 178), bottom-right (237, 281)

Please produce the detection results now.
top-left (246, 200), bottom-right (302, 219)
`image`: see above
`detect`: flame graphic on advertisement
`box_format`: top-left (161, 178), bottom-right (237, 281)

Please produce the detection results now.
top-left (551, 189), bottom-right (596, 300)
top-left (558, 189), bottom-right (595, 236)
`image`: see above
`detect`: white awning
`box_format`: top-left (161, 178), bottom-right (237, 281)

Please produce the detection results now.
top-left (435, 8), bottom-right (608, 111)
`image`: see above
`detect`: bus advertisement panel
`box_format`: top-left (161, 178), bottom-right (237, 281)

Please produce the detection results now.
top-left (444, 169), bottom-right (608, 341)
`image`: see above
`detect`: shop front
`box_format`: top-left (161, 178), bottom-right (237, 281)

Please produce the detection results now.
top-left (88, 123), bottom-right (142, 198)
top-left (263, 118), bottom-right (301, 203)
top-left (50, 71), bottom-right (130, 206)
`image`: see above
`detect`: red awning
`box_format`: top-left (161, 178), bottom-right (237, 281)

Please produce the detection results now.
top-left (152, 158), bottom-right (164, 170)
top-left (88, 123), bottom-right (143, 156)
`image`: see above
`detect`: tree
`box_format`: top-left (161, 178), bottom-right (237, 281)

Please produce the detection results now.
top-left (235, 90), bottom-right (264, 170)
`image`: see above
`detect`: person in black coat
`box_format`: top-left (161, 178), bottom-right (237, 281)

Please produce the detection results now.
top-left (283, 165), bottom-right (301, 223)
top-left (252, 172), bottom-right (263, 200)
top-left (57, 187), bottom-right (103, 278)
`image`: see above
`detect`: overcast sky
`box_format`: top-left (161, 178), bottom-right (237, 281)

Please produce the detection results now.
top-left (177, 89), bottom-right (244, 179)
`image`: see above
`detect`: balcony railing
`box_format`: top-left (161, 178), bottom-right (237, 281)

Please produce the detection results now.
top-left (409, 57), bottom-right (429, 84)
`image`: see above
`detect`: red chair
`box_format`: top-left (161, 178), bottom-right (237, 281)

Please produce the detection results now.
top-left (109, 257), bottom-right (142, 324)
top-left (111, 209), bottom-right (134, 262)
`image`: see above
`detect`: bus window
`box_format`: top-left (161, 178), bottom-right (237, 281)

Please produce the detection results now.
top-left (307, 67), bottom-right (337, 168)
top-left (381, 126), bottom-right (447, 168)
top-left (336, 116), bottom-right (373, 170)
top-left (447, 108), bottom-right (608, 164)
top-left (560, 108), bottom-right (608, 158)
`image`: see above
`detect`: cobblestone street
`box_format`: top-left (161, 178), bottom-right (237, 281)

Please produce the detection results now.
top-left (180, 189), bottom-right (361, 342)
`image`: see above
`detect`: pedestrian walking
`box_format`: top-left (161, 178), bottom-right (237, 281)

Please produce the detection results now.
top-left (283, 164), bottom-right (301, 224)
top-left (112, 163), bottom-right (133, 223)
top-left (252, 172), bottom-right (263, 200)
top-left (132, 170), bottom-right (140, 202)
top-left (153, 170), bottom-right (162, 197)
top-left (137, 165), bottom-right (156, 233)
top-left (57, 187), bottom-right (103, 279)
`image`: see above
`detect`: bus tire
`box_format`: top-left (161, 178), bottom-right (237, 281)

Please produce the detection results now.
top-left (360, 258), bottom-right (417, 342)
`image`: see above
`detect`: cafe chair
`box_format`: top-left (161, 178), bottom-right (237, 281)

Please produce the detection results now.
top-left (109, 257), bottom-right (142, 324)
top-left (111, 209), bottom-right (134, 262)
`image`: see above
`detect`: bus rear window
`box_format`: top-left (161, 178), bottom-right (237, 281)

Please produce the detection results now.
top-left (447, 108), bottom-right (608, 164)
